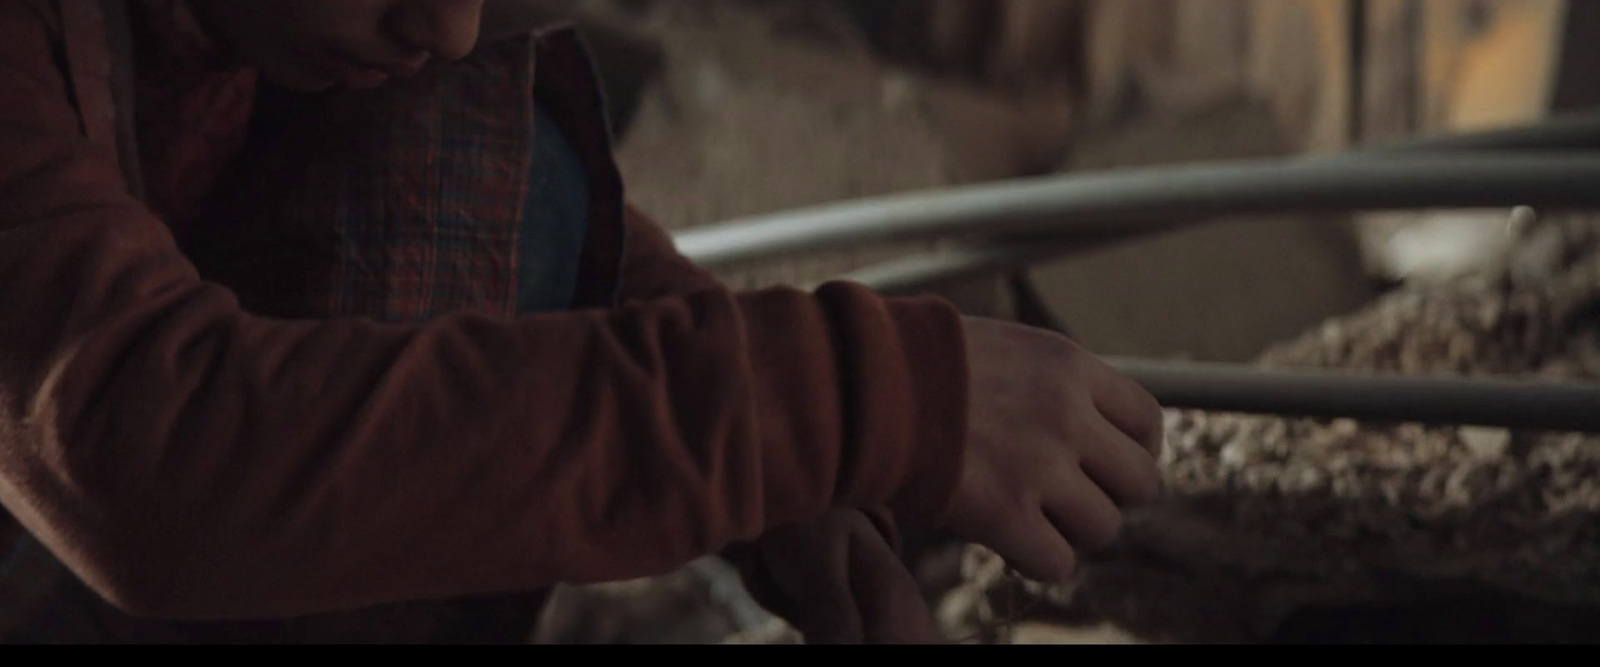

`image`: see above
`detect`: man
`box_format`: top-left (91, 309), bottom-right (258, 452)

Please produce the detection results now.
top-left (0, 0), bottom-right (1164, 643)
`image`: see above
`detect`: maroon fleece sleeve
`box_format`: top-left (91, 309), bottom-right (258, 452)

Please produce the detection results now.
top-left (0, 0), bottom-right (968, 620)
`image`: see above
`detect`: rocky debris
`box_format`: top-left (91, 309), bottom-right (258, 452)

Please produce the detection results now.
top-left (942, 212), bottom-right (1600, 643)
top-left (532, 559), bottom-right (773, 644)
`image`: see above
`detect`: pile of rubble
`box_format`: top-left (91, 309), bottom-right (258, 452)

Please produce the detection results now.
top-left (941, 212), bottom-right (1600, 643)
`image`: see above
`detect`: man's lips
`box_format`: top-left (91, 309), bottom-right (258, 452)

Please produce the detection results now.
top-left (330, 56), bottom-right (428, 90)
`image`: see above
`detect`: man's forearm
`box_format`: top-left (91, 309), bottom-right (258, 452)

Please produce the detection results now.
top-left (617, 205), bottom-right (725, 302)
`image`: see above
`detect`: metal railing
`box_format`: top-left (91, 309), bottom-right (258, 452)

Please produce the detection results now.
top-left (672, 111), bottom-right (1600, 433)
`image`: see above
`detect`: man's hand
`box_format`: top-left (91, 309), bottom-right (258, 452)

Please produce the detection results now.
top-left (946, 317), bottom-right (1166, 582)
top-left (730, 318), bottom-right (1163, 644)
top-left (728, 509), bottom-right (944, 644)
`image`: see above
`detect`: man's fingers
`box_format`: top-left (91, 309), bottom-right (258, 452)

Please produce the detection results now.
top-left (757, 518), bottom-right (864, 644)
top-left (985, 511), bottom-right (1078, 583)
top-left (1041, 466), bottom-right (1125, 552)
top-left (1084, 357), bottom-right (1167, 458)
top-left (1080, 418), bottom-right (1165, 507)
top-left (847, 524), bottom-right (947, 644)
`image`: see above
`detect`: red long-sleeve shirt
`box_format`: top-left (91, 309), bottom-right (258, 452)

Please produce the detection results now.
top-left (0, 0), bottom-right (968, 626)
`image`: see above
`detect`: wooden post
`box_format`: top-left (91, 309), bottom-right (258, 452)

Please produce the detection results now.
top-left (923, 0), bottom-right (995, 78)
top-left (1083, 0), bottom-right (1176, 122)
top-left (987, 0), bottom-right (1087, 93)
top-left (1362, 0), bottom-right (1424, 144)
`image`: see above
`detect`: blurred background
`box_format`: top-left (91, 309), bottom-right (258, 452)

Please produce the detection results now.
top-left (529, 0), bottom-right (1592, 360)
top-left (493, 0), bottom-right (1600, 644)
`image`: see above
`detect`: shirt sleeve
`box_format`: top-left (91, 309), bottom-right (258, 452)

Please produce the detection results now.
top-left (0, 0), bottom-right (969, 621)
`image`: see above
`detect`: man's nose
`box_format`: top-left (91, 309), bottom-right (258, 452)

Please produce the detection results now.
top-left (390, 0), bottom-right (486, 61)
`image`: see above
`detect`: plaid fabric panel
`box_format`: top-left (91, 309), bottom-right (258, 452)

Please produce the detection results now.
top-left (185, 36), bottom-right (541, 321)
top-left (327, 44), bottom-right (537, 321)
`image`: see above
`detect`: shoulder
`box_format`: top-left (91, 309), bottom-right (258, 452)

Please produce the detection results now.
top-left (0, 0), bottom-right (68, 84)
top-left (0, 0), bottom-right (64, 47)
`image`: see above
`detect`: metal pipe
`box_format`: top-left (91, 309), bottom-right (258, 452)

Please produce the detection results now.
top-left (668, 113), bottom-right (1600, 434)
top-left (675, 154), bottom-right (1600, 268)
top-left (832, 247), bottom-right (1600, 432)
top-left (1108, 358), bottom-right (1600, 433)
top-left (821, 240), bottom-right (1109, 294)
top-left (774, 112), bottom-right (1600, 294)
top-left (678, 111), bottom-right (1600, 271)
top-left (836, 246), bottom-right (1600, 431)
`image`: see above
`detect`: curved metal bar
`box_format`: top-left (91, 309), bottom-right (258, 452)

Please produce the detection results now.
top-left (670, 113), bottom-right (1600, 433)
top-left (675, 154), bottom-right (1600, 268)
top-left (678, 111), bottom-right (1600, 270)
top-left (819, 240), bottom-right (1103, 294)
top-left (841, 244), bottom-right (1600, 432)
top-left (1109, 359), bottom-right (1600, 433)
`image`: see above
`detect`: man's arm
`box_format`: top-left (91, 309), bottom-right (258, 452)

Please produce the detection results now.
top-left (614, 205), bottom-right (943, 642)
top-left (616, 204), bottom-right (723, 302)
top-left (0, 0), bottom-right (968, 620)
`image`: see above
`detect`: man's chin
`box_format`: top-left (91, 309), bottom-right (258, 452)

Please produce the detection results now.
top-left (260, 68), bottom-right (341, 94)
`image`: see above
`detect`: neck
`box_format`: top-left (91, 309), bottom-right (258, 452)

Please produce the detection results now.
top-left (131, 0), bottom-right (233, 69)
